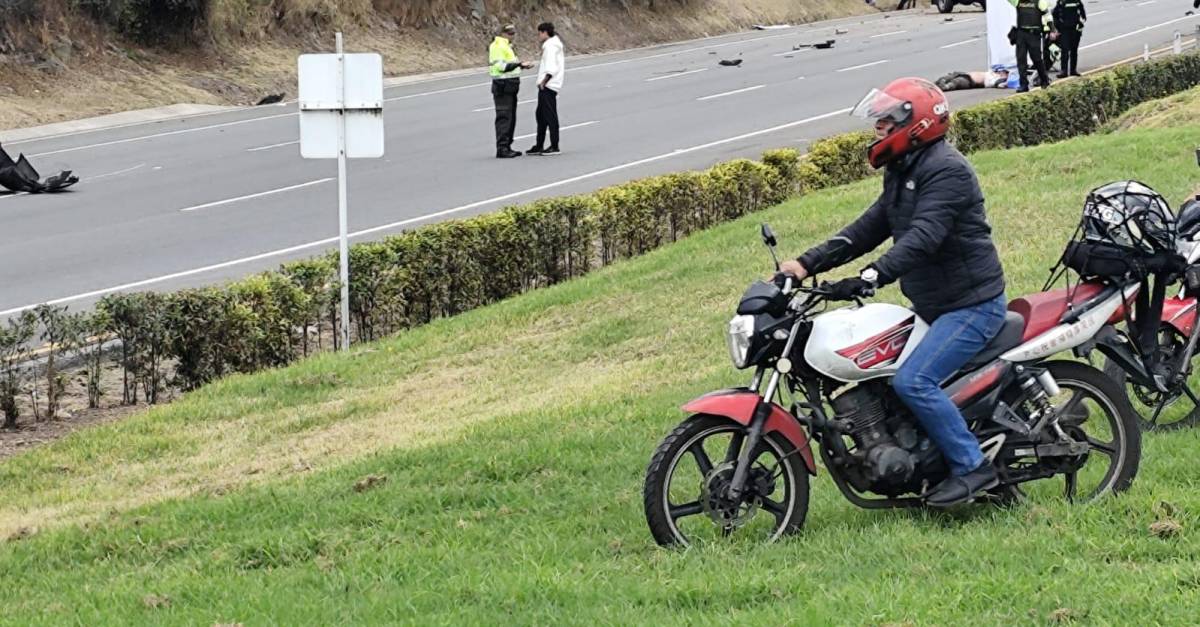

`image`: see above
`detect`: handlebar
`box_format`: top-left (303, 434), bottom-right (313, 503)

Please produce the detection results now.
top-left (772, 272), bottom-right (874, 306)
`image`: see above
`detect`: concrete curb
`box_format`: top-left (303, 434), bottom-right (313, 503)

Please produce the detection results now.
top-left (0, 103), bottom-right (237, 144)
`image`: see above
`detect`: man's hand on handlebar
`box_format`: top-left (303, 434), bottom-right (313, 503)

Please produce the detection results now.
top-left (825, 277), bottom-right (875, 301)
top-left (779, 259), bottom-right (808, 280)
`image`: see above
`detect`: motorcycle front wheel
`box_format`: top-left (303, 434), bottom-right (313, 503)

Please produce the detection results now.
top-left (643, 414), bottom-right (810, 547)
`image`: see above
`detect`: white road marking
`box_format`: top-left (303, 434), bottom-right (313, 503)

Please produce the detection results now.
top-left (86, 163), bottom-right (146, 180)
top-left (179, 178), bottom-right (334, 213)
top-left (1091, 10), bottom-right (1109, 16)
top-left (773, 48), bottom-right (812, 57)
top-left (247, 140), bottom-right (299, 152)
top-left (645, 68), bottom-right (710, 81)
top-left (473, 98), bottom-right (536, 113)
top-left (941, 37), bottom-right (980, 49)
top-left (385, 82), bottom-right (493, 102)
top-left (871, 30), bottom-right (907, 38)
top-left (697, 85), bottom-right (765, 101)
top-left (1137, 1), bottom-right (1156, 6)
top-left (3, 106), bottom-right (256, 146)
top-left (571, 31), bottom-right (798, 72)
top-left (0, 107), bottom-right (852, 315)
top-left (1081, 14), bottom-right (1197, 50)
top-left (27, 112), bottom-right (298, 157)
top-left (837, 59), bottom-right (890, 72)
top-left (0, 165), bottom-right (142, 200)
top-left (514, 121), bottom-right (599, 141)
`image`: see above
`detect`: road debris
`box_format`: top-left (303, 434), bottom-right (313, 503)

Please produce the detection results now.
top-left (794, 39), bottom-right (836, 50)
top-left (0, 143), bottom-right (78, 193)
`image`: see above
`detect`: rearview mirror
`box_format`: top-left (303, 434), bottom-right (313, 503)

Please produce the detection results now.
top-left (760, 223), bottom-right (777, 247)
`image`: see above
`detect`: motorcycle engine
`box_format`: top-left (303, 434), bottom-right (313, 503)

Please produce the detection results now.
top-left (832, 384), bottom-right (938, 495)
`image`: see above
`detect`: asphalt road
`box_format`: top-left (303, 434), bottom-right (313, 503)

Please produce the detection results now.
top-left (0, 1), bottom-right (1196, 315)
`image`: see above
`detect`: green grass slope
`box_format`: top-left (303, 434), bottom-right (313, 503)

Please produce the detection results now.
top-left (3, 126), bottom-right (1200, 625)
top-left (1105, 84), bottom-right (1200, 133)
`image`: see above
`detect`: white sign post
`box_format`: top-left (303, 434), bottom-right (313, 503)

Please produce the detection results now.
top-left (298, 33), bottom-right (384, 350)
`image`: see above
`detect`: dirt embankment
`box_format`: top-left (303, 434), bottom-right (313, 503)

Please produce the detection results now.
top-left (0, 0), bottom-right (891, 130)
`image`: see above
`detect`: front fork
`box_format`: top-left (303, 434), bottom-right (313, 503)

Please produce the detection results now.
top-left (727, 370), bottom-right (782, 500)
top-left (727, 315), bottom-right (804, 500)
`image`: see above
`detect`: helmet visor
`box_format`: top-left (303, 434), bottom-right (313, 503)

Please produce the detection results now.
top-left (851, 88), bottom-right (910, 124)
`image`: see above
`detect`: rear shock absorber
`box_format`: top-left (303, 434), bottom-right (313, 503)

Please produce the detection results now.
top-left (1019, 368), bottom-right (1065, 435)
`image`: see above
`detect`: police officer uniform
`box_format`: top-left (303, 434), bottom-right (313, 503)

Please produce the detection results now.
top-left (1054, 0), bottom-right (1087, 77)
top-left (1009, 0), bottom-right (1053, 92)
top-left (489, 25), bottom-right (525, 158)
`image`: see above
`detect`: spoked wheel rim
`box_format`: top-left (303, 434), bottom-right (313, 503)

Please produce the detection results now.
top-left (661, 424), bottom-right (797, 546)
top-left (1107, 329), bottom-right (1200, 432)
top-left (1008, 377), bottom-right (1127, 503)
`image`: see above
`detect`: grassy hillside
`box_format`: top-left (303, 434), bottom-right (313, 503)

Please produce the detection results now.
top-left (1105, 84), bottom-right (1200, 132)
top-left (2, 126), bottom-right (1200, 624)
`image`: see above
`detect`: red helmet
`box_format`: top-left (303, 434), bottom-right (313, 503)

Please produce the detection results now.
top-left (852, 77), bottom-right (950, 169)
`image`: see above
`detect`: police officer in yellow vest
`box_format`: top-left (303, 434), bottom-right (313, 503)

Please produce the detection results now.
top-left (1053, 0), bottom-right (1087, 77)
top-left (490, 24), bottom-right (533, 158)
top-left (1008, 0), bottom-right (1054, 92)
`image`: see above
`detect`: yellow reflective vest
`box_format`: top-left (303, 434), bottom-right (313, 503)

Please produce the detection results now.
top-left (489, 36), bottom-right (520, 79)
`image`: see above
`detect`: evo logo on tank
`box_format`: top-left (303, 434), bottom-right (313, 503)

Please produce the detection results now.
top-left (835, 317), bottom-right (915, 369)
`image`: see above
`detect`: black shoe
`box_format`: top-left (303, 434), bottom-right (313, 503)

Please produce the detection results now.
top-left (527, 145), bottom-right (544, 155)
top-left (496, 149), bottom-right (522, 159)
top-left (1016, 87), bottom-right (1030, 93)
top-left (924, 463), bottom-right (999, 508)
top-left (1057, 72), bottom-right (1068, 79)
top-left (1070, 72), bottom-right (1081, 77)
top-left (541, 146), bottom-right (561, 156)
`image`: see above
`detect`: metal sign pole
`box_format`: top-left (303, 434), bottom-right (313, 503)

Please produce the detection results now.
top-left (335, 32), bottom-right (351, 351)
top-left (298, 40), bottom-right (382, 348)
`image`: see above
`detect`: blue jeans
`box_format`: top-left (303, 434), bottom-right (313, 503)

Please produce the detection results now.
top-left (892, 293), bottom-right (1008, 476)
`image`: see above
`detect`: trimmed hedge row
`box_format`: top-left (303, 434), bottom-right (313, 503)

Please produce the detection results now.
top-left (4, 50), bottom-right (1200, 422)
top-left (950, 51), bottom-right (1200, 153)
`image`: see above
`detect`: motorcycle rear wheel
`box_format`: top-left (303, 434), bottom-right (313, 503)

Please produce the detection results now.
top-left (643, 414), bottom-right (810, 547)
top-left (995, 360), bottom-right (1141, 503)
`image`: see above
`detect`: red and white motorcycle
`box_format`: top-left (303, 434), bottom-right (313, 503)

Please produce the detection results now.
top-left (643, 225), bottom-right (1141, 546)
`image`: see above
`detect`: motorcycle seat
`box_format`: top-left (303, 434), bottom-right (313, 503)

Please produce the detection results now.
top-left (960, 311), bottom-right (1027, 372)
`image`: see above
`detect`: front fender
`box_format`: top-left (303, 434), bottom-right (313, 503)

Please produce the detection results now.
top-left (681, 389), bottom-right (817, 475)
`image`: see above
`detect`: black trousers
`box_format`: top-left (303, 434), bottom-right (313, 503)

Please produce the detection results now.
top-left (1059, 28), bottom-right (1082, 75)
top-left (1015, 29), bottom-right (1049, 89)
top-left (535, 88), bottom-right (560, 150)
top-left (492, 79), bottom-right (520, 151)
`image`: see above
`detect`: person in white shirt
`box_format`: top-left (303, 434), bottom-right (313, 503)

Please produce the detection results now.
top-left (529, 22), bottom-right (565, 156)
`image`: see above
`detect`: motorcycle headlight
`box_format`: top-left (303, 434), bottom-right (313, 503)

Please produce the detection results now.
top-left (726, 314), bottom-right (755, 369)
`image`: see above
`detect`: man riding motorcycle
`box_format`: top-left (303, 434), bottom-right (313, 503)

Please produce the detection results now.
top-left (779, 77), bottom-right (1008, 507)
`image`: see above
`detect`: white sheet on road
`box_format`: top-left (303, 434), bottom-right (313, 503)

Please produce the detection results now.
top-left (987, 0), bottom-right (1018, 69)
